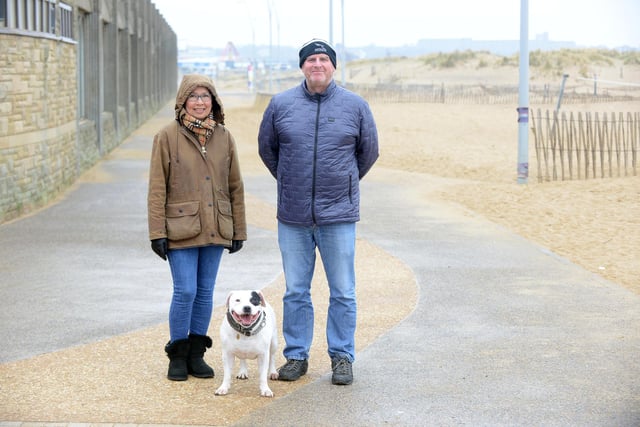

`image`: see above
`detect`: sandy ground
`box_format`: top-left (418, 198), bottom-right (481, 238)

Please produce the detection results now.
top-left (230, 99), bottom-right (639, 295)
top-left (0, 238), bottom-right (416, 425)
top-left (2, 55), bottom-right (637, 423)
top-left (0, 102), bottom-right (417, 425)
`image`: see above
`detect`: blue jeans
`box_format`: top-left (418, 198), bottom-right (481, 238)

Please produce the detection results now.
top-left (167, 245), bottom-right (224, 342)
top-left (278, 221), bottom-right (357, 362)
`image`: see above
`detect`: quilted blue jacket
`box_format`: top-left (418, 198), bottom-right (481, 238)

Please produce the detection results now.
top-left (258, 80), bottom-right (379, 226)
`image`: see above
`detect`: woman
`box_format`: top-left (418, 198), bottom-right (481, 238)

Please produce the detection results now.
top-left (148, 74), bottom-right (246, 381)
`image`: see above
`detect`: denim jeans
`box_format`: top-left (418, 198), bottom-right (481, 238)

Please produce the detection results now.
top-left (278, 221), bottom-right (357, 362)
top-left (167, 245), bottom-right (224, 342)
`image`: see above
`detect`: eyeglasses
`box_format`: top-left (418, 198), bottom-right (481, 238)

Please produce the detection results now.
top-left (187, 93), bottom-right (212, 102)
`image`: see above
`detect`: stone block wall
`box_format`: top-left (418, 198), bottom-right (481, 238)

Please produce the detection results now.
top-left (0, 35), bottom-right (78, 221)
top-left (0, 0), bottom-right (177, 224)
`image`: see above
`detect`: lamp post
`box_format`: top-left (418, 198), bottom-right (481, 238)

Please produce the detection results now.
top-left (329, 0), bottom-right (333, 45)
top-left (517, 0), bottom-right (529, 184)
top-left (268, 0), bottom-right (273, 92)
top-left (330, 0), bottom-right (346, 85)
top-left (239, 0), bottom-right (256, 92)
top-left (266, 0), bottom-right (279, 93)
top-left (340, 0), bottom-right (345, 84)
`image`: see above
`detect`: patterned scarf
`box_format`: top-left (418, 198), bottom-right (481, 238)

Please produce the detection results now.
top-left (181, 112), bottom-right (216, 145)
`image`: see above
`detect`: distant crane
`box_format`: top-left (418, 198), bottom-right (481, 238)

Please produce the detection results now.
top-left (221, 41), bottom-right (240, 68)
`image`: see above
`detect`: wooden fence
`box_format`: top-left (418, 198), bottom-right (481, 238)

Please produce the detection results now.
top-left (531, 110), bottom-right (639, 182)
top-left (264, 78), bottom-right (639, 104)
top-left (346, 82), bottom-right (638, 105)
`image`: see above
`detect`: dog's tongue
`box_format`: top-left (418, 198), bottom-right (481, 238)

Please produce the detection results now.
top-left (234, 312), bottom-right (260, 326)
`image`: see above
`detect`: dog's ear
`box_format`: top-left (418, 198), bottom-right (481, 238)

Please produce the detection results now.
top-left (250, 291), bottom-right (266, 307)
top-left (226, 291), bottom-right (234, 308)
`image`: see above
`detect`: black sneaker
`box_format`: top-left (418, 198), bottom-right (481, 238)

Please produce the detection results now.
top-left (277, 359), bottom-right (308, 381)
top-left (331, 357), bottom-right (353, 385)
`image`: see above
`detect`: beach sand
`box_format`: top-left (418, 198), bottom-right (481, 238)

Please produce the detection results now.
top-left (2, 55), bottom-right (637, 424)
top-left (228, 99), bottom-right (639, 295)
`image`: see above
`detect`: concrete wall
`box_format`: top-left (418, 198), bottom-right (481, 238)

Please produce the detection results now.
top-left (0, 0), bottom-right (177, 223)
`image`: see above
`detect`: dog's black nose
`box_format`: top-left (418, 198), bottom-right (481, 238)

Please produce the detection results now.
top-left (243, 306), bottom-right (252, 314)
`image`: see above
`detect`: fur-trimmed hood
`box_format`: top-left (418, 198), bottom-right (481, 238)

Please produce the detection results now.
top-left (175, 74), bottom-right (225, 124)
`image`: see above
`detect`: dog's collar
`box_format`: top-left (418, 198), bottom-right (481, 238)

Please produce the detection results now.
top-left (226, 310), bottom-right (267, 337)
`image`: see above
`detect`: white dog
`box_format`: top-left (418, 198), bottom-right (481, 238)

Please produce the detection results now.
top-left (215, 290), bottom-right (279, 397)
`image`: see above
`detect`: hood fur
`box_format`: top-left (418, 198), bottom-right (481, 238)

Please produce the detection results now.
top-left (175, 74), bottom-right (225, 124)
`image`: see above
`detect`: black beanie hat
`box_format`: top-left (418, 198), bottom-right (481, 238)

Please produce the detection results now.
top-left (298, 39), bottom-right (337, 68)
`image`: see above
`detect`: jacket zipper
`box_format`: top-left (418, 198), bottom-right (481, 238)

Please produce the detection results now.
top-left (311, 96), bottom-right (321, 224)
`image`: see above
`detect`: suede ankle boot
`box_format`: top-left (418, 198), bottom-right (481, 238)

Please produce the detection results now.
top-left (187, 334), bottom-right (214, 378)
top-left (165, 339), bottom-right (190, 381)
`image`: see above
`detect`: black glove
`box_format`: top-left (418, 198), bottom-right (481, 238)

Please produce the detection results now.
top-left (227, 240), bottom-right (243, 254)
top-left (151, 238), bottom-right (168, 260)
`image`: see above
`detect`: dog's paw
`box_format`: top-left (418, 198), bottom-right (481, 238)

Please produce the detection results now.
top-left (260, 388), bottom-right (274, 398)
top-left (215, 386), bottom-right (229, 396)
top-left (236, 371), bottom-right (249, 380)
top-left (269, 371), bottom-right (279, 380)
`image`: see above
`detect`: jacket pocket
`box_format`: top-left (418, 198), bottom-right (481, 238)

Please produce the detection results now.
top-left (217, 199), bottom-right (234, 240)
top-left (166, 201), bottom-right (202, 241)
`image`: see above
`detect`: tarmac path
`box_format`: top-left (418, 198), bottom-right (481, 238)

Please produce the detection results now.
top-left (1, 95), bottom-right (639, 426)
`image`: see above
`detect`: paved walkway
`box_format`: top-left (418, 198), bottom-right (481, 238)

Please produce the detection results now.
top-left (1, 96), bottom-right (639, 426)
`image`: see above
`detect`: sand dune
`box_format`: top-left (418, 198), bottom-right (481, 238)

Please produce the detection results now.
top-left (226, 52), bottom-right (640, 294)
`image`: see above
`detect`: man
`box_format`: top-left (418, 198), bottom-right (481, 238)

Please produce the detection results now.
top-left (258, 39), bottom-right (379, 385)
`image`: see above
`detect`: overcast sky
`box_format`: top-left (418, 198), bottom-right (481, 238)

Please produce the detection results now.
top-left (151, 0), bottom-right (639, 50)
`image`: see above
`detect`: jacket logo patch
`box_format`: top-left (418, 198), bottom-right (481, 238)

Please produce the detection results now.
top-left (328, 117), bottom-right (335, 122)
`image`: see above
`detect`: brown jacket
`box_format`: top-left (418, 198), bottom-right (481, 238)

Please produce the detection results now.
top-left (147, 74), bottom-right (246, 249)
